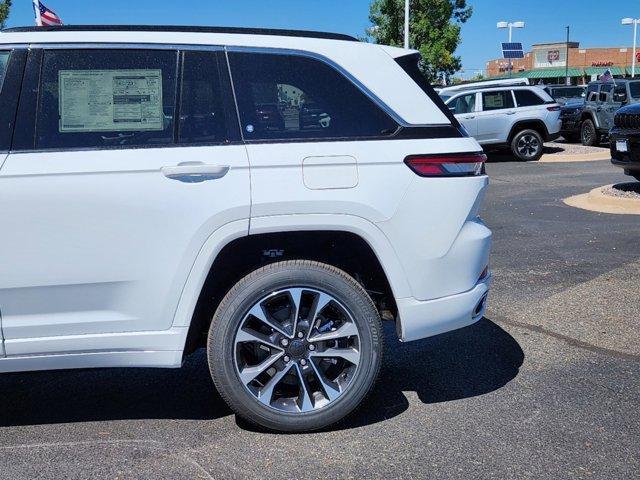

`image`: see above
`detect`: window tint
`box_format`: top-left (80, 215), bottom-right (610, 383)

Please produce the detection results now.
top-left (36, 49), bottom-right (177, 150)
top-left (587, 84), bottom-right (599, 94)
top-left (449, 93), bottom-right (476, 114)
top-left (482, 90), bottom-right (514, 111)
top-left (228, 52), bottom-right (398, 141)
top-left (514, 89), bottom-right (545, 107)
top-left (630, 82), bottom-right (640, 99)
top-left (179, 51), bottom-right (228, 144)
top-left (0, 51), bottom-right (9, 91)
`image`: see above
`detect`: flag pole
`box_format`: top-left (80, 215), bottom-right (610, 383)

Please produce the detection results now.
top-left (33, 0), bottom-right (43, 27)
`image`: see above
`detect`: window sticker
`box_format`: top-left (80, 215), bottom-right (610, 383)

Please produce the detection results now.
top-left (485, 94), bottom-right (505, 109)
top-left (58, 69), bottom-right (163, 133)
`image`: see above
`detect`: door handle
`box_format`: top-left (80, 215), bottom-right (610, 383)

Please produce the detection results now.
top-left (161, 162), bottom-right (230, 183)
top-left (463, 115), bottom-right (475, 119)
top-left (506, 111), bottom-right (516, 115)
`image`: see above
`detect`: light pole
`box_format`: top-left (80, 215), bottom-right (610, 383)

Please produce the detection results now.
top-left (622, 17), bottom-right (639, 78)
top-left (497, 20), bottom-right (525, 77)
top-left (404, 0), bottom-right (410, 49)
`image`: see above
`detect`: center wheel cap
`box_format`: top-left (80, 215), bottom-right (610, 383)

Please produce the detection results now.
top-left (288, 339), bottom-right (306, 358)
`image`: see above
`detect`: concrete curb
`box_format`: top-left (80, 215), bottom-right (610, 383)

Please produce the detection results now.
top-left (564, 184), bottom-right (640, 215)
top-left (540, 151), bottom-right (611, 163)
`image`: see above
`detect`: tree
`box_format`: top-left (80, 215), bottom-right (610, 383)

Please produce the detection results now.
top-left (0, 1), bottom-right (12, 29)
top-left (367, 0), bottom-right (472, 83)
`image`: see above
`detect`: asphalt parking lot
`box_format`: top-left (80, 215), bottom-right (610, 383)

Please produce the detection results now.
top-left (0, 158), bottom-right (638, 480)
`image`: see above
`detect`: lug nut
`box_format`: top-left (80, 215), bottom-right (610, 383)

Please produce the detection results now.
top-left (297, 332), bottom-right (305, 339)
top-left (300, 359), bottom-right (307, 366)
top-left (281, 338), bottom-right (289, 347)
top-left (308, 344), bottom-right (316, 351)
top-left (283, 355), bottom-right (290, 363)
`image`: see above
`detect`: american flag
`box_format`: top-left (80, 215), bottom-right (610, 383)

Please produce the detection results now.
top-left (33, 0), bottom-right (63, 26)
top-left (600, 69), bottom-right (614, 84)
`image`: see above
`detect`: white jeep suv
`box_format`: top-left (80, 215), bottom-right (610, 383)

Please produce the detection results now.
top-left (440, 83), bottom-right (562, 161)
top-left (0, 25), bottom-right (491, 432)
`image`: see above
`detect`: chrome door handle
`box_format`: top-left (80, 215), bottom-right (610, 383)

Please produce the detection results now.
top-left (161, 162), bottom-right (230, 183)
top-left (506, 111), bottom-right (516, 115)
top-left (463, 115), bottom-right (475, 119)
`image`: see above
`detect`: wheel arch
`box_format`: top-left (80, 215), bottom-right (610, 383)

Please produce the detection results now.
top-left (175, 215), bottom-right (410, 356)
top-left (580, 111), bottom-right (599, 129)
top-left (507, 119), bottom-right (549, 143)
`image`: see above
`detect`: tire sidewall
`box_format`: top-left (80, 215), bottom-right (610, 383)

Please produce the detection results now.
top-left (208, 262), bottom-right (382, 432)
top-left (512, 129), bottom-right (543, 161)
top-left (581, 119), bottom-right (596, 146)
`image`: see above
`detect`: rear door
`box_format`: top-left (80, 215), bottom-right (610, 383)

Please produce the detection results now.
top-left (0, 48), bottom-right (28, 357)
top-left (447, 92), bottom-right (478, 137)
top-left (0, 47), bottom-right (250, 355)
top-left (476, 90), bottom-right (516, 143)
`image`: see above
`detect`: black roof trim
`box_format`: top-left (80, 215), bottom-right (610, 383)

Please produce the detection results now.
top-left (1, 25), bottom-right (359, 42)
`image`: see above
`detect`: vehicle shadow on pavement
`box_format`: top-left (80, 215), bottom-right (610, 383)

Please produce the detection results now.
top-left (337, 317), bottom-right (524, 430)
top-left (0, 318), bottom-right (522, 429)
top-left (0, 350), bottom-right (232, 427)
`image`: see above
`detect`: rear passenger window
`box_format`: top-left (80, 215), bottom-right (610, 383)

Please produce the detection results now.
top-left (449, 93), bottom-right (476, 114)
top-left (482, 90), bottom-right (514, 111)
top-left (36, 49), bottom-right (178, 150)
top-left (0, 51), bottom-right (9, 90)
top-left (514, 89), bottom-right (545, 107)
top-left (228, 52), bottom-right (398, 141)
top-left (179, 51), bottom-right (228, 144)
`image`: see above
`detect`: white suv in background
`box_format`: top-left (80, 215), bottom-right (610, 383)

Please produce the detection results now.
top-left (0, 25), bottom-right (491, 432)
top-left (440, 82), bottom-right (561, 161)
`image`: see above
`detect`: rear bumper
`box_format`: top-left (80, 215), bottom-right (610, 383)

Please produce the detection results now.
top-left (396, 274), bottom-right (491, 342)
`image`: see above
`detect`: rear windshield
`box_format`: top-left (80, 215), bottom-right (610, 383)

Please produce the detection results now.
top-left (0, 51), bottom-right (10, 91)
top-left (394, 53), bottom-right (460, 127)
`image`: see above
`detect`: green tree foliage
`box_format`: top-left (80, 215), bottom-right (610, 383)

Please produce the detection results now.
top-left (367, 0), bottom-right (472, 83)
top-left (0, 1), bottom-right (12, 29)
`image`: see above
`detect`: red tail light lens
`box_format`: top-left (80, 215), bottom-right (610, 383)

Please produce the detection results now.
top-left (547, 105), bottom-right (561, 111)
top-left (404, 152), bottom-right (487, 177)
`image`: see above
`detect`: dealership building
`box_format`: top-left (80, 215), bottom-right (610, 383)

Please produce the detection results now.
top-left (486, 41), bottom-right (640, 83)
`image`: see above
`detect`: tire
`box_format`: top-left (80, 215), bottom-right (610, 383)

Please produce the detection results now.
top-left (581, 119), bottom-right (597, 146)
top-left (511, 129), bottom-right (544, 161)
top-left (207, 260), bottom-right (383, 432)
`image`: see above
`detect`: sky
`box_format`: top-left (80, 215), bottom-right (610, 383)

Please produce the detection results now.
top-left (3, 0), bottom-right (637, 78)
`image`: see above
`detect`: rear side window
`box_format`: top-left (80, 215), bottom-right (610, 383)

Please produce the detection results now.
top-left (228, 52), bottom-right (398, 141)
top-left (514, 89), bottom-right (545, 107)
top-left (482, 90), bottom-right (514, 111)
top-left (449, 93), bottom-right (476, 114)
top-left (179, 51), bottom-right (228, 144)
top-left (36, 49), bottom-right (178, 150)
top-left (0, 51), bottom-right (9, 91)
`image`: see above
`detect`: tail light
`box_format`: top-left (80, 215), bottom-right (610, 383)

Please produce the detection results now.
top-left (547, 105), bottom-right (561, 111)
top-left (404, 152), bottom-right (487, 177)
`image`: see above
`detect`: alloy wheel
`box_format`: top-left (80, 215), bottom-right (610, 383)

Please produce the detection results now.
top-left (233, 288), bottom-right (361, 413)
top-left (516, 134), bottom-right (541, 158)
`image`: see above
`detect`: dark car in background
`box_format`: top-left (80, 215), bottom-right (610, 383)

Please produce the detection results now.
top-left (610, 103), bottom-right (640, 181)
top-left (559, 99), bottom-right (585, 142)
top-left (543, 85), bottom-right (586, 105)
